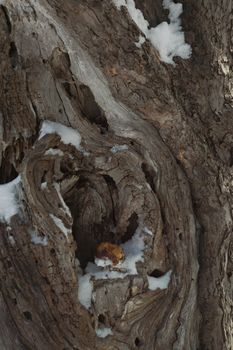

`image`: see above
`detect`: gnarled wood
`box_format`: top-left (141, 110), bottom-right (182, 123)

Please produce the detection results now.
top-left (0, 1), bottom-right (232, 349)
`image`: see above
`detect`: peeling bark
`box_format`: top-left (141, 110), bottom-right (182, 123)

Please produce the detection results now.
top-left (0, 1), bottom-right (232, 349)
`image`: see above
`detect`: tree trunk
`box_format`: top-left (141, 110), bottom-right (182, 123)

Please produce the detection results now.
top-left (0, 1), bottom-right (232, 349)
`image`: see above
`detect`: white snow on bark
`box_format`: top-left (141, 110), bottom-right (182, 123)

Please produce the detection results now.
top-left (143, 226), bottom-right (153, 236)
top-left (0, 176), bottom-right (21, 223)
top-left (78, 225), bottom-right (148, 309)
top-left (147, 270), bottom-right (172, 290)
top-left (115, 0), bottom-right (149, 35)
top-left (113, 0), bottom-right (191, 65)
top-left (95, 258), bottom-right (113, 267)
top-left (96, 327), bottom-right (113, 338)
top-left (78, 274), bottom-right (93, 309)
top-left (49, 214), bottom-right (71, 238)
top-left (41, 181), bottom-right (47, 190)
top-left (30, 230), bottom-right (48, 246)
top-left (45, 148), bottom-right (64, 156)
top-left (135, 35), bottom-right (146, 48)
top-left (85, 225), bottom-right (146, 280)
top-left (39, 120), bottom-right (82, 150)
top-left (111, 144), bottom-right (128, 153)
top-left (120, 226), bottom-right (145, 274)
top-left (7, 230), bottom-right (16, 245)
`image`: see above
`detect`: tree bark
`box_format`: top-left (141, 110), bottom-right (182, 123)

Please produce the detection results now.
top-left (0, 1), bottom-right (232, 349)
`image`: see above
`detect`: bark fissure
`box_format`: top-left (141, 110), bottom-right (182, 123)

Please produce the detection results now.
top-left (0, 0), bottom-right (232, 349)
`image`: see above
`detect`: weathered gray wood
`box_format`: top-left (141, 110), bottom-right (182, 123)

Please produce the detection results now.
top-left (0, 0), bottom-right (232, 349)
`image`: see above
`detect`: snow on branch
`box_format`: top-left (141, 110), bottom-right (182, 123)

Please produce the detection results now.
top-left (113, 0), bottom-right (192, 65)
top-left (39, 120), bottom-right (82, 149)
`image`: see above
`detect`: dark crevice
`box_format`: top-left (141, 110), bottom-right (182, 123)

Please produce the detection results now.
top-left (9, 42), bottom-right (20, 69)
top-left (23, 311), bottom-right (32, 321)
top-left (50, 248), bottom-right (56, 256)
top-left (149, 269), bottom-right (165, 278)
top-left (40, 171), bottom-right (47, 185)
top-left (54, 79), bottom-right (72, 127)
top-left (98, 314), bottom-right (106, 324)
top-left (0, 158), bottom-right (18, 184)
top-left (135, 337), bottom-right (143, 347)
top-left (229, 147), bottom-right (233, 167)
top-left (62, 171), bottom-right (138, 270)
top-left (78, 84), bottom-right (109, 133)
top-left (62, 82), bottom-right (73, 98)
top-left (103, 175), bottom-right (118, 227)
top-left (141, 162), bottom-right (156, 193)
top-left (1, 5), bottom-right (12, 33)
top-left (64, 174), bottom-right (118, 269)
top-left (121, 212), bottom-right (138, 243)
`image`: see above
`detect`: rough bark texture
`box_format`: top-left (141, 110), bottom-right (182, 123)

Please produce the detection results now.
top-left (0, 0), bottom-right (232, 349)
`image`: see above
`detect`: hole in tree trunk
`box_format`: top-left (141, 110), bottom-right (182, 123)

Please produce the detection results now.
top-left (9, 42), bottom-right (20, 69)
top-left (135, 337), bottom-right (143, 347)
top-left (63, 173), bottom-right (138, 270)
top-left (141, 162), bottom-right (156, 193)
top-left (149, 269), bottom-right (165, 278)
top-left (23, 311), bottom-right (32, 321)
top-left (98, 314), bottom-right (106, 324)
top-left (0, 160), bottom-right (18, 184)
top-left (64, 174), bottom-right (119, 269)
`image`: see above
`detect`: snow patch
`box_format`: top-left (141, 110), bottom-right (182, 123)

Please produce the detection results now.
top-left (113, 0), bottom-right (191, 65)
top-left (135, 35), bottom-right (146, 48)
top-left (147, 270), bottom-right (172, 291)
top-left (45, 148), bottom-right (64, 156)
top-left (30, 230), bottom-right (48, 246)
top-left (95, 258), bottom-right (113, 268)
top-left (39, 120), bottom-right (81, 150)
top-left (78, 274), bottom-right (93, 309)
top-left (78, 223), bottom-right (151, 309)
top-left (120, 226), bottom-right (145, 274)
top-left (111, 144), bottom-right (128, 153)
top-left (143, 226), bottom-right (153, 236)
top-left (0, 176), bottom-right (21, 223)
top-left (41, 182), bottom-right (47, 190)
top-left (85, 226), bottom-right (145, 280)
top-left (114, 0), bottom-right (127, 10)
top-left (96, 327), bottom-right (113, 338)
top-left (116, 0), bottom-right (149, 35)
top-left (49, 214), bottom-right (71, 238)
top-left (8, 234), bottom-right (16, 245)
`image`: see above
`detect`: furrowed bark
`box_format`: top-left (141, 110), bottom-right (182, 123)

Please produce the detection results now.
top-left (0, 1), bottom-right (232, 349)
